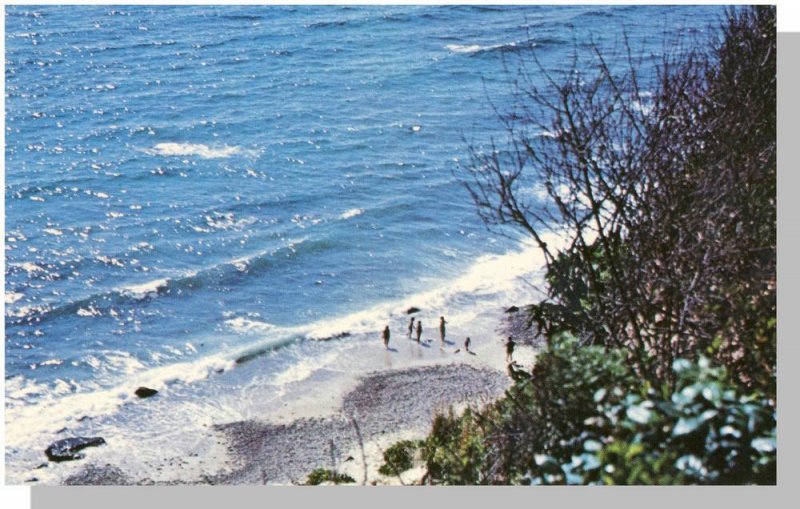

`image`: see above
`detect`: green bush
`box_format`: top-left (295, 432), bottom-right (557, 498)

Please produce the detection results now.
top-left (378, 440), bottom-right (421, 477)
top-left (413, 336), bottom-right (775, 485)
top-left (419, 334), bottom-right (636, 484)
top-left (529, 357), bottom-right (776, 485)
top-left (305, 468), bottom-right (356, 485)
top-left (420, 408), bottom-right (490, 484)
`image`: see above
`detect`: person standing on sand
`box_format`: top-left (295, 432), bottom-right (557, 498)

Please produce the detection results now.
top-left (416, 320), bottom-right (422, 343)
top-left (383, 325), bottom-right (391, 349)
top-left (465, 337), bottom-right (471, 352)
top-left (439, 316), bottom-right (447, 344)
top-left (506, 336), bottom-right (515, 362)
top-left (408, 317), bottom-right (415, 338)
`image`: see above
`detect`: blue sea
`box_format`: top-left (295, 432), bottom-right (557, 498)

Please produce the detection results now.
top-left (5, 5), bottom-right (724, 484)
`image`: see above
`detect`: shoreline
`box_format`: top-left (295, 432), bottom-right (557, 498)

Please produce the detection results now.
top-left (48, 308), bottom-right (539, 486)
top-left (62, 363), bottom-right (513, 486)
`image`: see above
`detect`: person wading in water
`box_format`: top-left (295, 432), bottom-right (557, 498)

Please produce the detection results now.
top-left (505, 336), bottom-right (516, 362)
top-left (416, 320), bottom-right (422, 343)
top-left (408, 317), bottom-right (415, 338)
top-left (383, 325), bottom-right (391, 349)
top-left (439, 316), bottom-right (447, 344)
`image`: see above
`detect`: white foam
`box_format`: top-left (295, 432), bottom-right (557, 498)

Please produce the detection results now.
top-left (225, 317), bottom-right (277, 335)
top-left (97, 255), bottom-right (125, 267)
top-left (4, 353), bottom-right (237, 457)
top-left (445, 41), bottom-right (519, 54)
top-left (14, 261), bottom-right (47, 274)
top-left (272, 349), bottom-right (341, 388)
top-left (43, 228), bottom-right (63, 236)
top-left (6, 292), bottom-right (24, 304)
top-left (6, 303), bottom-right (50, 319)
top-left (204, 212), bottom-right (256, 230)
top-left (38, 359), bottom-right (64, 367)
top-left (77, 305), bottom-right (102, 317)
top-left (339, 208), bottom-right (363, 220)
top-left (146, 142), bottom-right (243, 159)
top-left (121, 278), bottom-right (170, 299)
top-left (445, 43), bottom-right (484, 53)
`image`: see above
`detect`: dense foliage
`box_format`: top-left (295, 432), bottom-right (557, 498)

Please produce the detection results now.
top-left (414, 339), bottom-right (775, 485)
top-left (463, 6), bottom-right (776, 395)
top-left (381, 6), bottom-right (776, 485)
top-left (305, 468), bottom-right (356, 485)
top-left (378, 440), bottom-right (420, 477)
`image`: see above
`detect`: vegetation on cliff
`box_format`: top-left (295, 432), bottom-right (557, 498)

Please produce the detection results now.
top-left (382, 6), bottom-right (776, 485)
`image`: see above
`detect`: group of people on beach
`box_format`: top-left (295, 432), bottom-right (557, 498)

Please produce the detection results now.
top-left (382, 316), bottom-right (459, 348)
top-left (381, 315), bottom-right (516, 362)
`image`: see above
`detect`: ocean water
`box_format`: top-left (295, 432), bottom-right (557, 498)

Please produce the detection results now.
top-left (5, 5), bottom-right (724, 484)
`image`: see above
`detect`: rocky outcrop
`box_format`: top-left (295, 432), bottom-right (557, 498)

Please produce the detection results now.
top-left (134, 387), bottom-right (158, 398)
top-left (45, 437), bottom-right (106, 462)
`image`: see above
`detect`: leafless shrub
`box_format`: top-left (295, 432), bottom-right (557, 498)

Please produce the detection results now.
top-left (458, 7), bottom-right (776, 393)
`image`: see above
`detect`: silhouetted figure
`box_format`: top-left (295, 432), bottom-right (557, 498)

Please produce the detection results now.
top-left (506, 336), bottom-right (516, 362)
top-left (465, 337), bottom-right (471, 352)
top-left (439, 316), bottom-right (447, 343)
top-left (416, 321), bottom-right (422, 343)
top-left (408, 317), bottom-right (415, 338)
top-left (383, 326), bottom-right (390, 349)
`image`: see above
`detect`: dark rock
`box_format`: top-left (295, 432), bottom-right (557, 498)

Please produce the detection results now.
top-left (406, 307), bottom-right (421, 315)
top-left (45, 437), bottom-right (105, 462)
top-left (77, 415), bottom-right (91, 422)
top-left (317, 332), bottom-right (352, 341)
top-left (505, 306), bottom-right (520, 313)
top-left (235, 348), bottom-right (268, 365)
top-left (134, 387), bottom-right (158, 398)
top-left (25, 478), bottom-right (38, 483)
top-left (36, 463), bottom-right (48, 469)
top-left (56, 427), bottom-right (68, 434)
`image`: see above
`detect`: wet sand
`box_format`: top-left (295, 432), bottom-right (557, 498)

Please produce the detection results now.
top-left (62, 308), bottom-right (539, 486)
top-left (64, 363), bottom-right (510, 486)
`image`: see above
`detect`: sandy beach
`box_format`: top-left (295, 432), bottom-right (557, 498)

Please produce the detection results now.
top-left (55, 308), bottom-right (538, 486)
top-left (62, 364), bottom-right (509, 486)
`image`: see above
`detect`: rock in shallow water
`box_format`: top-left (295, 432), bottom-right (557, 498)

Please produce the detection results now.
top-left (45, 437), bottom-right (106, 462)
top-left (134, 387), bottom-right (158, 398)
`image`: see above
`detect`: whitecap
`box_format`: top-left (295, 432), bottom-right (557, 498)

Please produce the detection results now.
top-left (77, 305), bottom-right (101, 317)
top-left (445, 41), bottom-right (520, 55)
top-left (14, 262), bottom-right (46, 274)
top-left (43, 228), bottom-right (63, 236)
top-left (97, 255), bottom-right (125, 268)
top-left (145, 142), bottom-right (242, 159)
top-left (339, 208), bottom-right (363, 220)
top-left (38, 359), bottom-right (64, 367)
top-left (5, 292), bottom-right (24, 304)
top-left (225, 317), bottom-right (277, 335)
top-left (445, 43), bottom-right (484, 53)
top-left (121, 278), bottom-right (169, 299)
